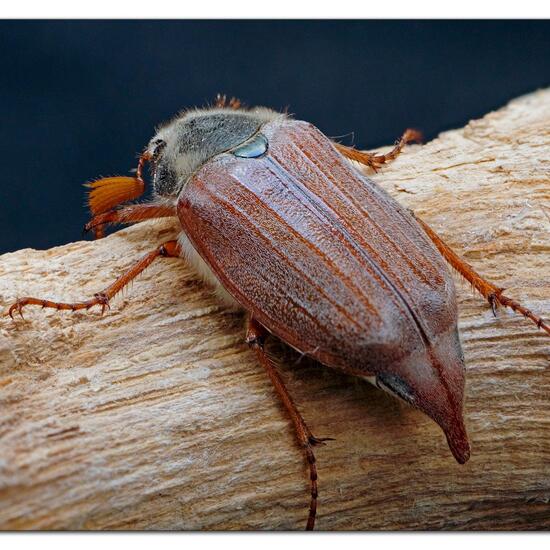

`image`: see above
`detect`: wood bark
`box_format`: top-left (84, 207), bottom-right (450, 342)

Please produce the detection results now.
top-left (0, 89), bottom-right (549, 530)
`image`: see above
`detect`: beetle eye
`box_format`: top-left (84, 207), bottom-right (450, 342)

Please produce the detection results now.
top-left (376, 373), bottom-right (415, 403)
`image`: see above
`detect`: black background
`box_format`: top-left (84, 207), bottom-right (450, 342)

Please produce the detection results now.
top-left (1, 20), bottom-right (548, 253)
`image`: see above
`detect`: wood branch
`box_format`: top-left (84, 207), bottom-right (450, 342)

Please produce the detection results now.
top-left (1, 89), bottom-right (549, 531)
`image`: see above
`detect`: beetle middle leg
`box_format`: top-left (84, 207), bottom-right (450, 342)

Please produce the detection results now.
top-left (414, 215), bottom-right (550, 336)
top-left (335, 128), bottom-right (422, 172)
top-left (246, 317), bottom-right (332, 531)
top-left (7, 240), bottom-right (181, 319)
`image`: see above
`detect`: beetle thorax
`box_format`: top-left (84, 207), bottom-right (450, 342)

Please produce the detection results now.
top-left (148, 107), bottom-right (281, 197)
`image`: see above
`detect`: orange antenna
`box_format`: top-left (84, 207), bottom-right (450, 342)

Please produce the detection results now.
top-left (85, 151), bottom-right (151, 238)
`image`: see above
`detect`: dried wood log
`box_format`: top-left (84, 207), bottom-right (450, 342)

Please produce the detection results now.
top-left (0, 89), bottom-right (549, 530)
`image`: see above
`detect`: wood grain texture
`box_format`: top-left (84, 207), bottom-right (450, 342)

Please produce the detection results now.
top-left (0, 89), bottom-right (549, 531)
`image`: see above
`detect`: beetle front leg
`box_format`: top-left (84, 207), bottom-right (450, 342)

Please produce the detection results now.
top-left (7, 240), bottom-right (181, 319)
top-left (84, 202), bottom-right (177, 236)
top-left (246, 317), bottom-right (332, 531)
top-left (413, 214), bottom-right (550, 336)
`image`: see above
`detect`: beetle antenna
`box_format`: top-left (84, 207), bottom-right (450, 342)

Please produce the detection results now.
top-left (84, 151), bottom-right (151, 239)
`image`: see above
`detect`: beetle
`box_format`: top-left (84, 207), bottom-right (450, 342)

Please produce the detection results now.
top-left (7, 95), bottom-right (549, 530)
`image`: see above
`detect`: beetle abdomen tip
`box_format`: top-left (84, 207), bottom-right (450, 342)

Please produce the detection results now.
top-left (444, 417), bottom-right (471, 464)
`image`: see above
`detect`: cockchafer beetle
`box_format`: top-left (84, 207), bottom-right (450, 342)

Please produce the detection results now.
top-left (7, 95), bottom-right (549, 530)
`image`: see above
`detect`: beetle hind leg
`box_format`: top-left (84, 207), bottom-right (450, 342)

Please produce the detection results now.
top-left (7, 240), bottom-right (181, 319)
top-left (414, 215), bottom-right (550, 336)
top-left (246, 317), bottom-right (330, 530)
top-left (335, 128), bottom-right (422, 172)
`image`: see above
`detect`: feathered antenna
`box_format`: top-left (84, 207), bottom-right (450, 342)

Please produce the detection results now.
top-left (85, 151), bottom-right (150, 238)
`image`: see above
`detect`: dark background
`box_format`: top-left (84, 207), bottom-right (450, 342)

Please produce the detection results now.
top-left (1, 20), bottom-right (549, 253)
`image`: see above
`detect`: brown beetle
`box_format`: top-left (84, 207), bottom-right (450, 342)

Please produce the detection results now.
top-left (8, 95), bottom-right (549, 530)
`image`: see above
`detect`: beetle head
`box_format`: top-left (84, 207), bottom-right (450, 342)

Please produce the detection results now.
top-left (375, 327), bottom-right (470, 464)
top-left (147, 106), bottom-right (281, 198)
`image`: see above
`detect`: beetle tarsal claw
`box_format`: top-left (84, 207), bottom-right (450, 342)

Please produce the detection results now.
top-left (488, 293), bottom-right (499, 317)
top-left (7, 300), bottom-right (24, 320)
top-left (93, 293), bottom-right (110, 315)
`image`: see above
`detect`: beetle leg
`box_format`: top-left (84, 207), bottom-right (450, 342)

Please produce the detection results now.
top-left (7, 240), bottom-right (181, 319)
top-left (414, 215), bottom-right (550, 336)
top-left (246, 317), bottom-right (332, 531)
top-left (335, 128), bottom-right (422, 172)
top-left (84, 202), bottom-right (177, 236)
top-left (213, 94), bottom-right (242, 109)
